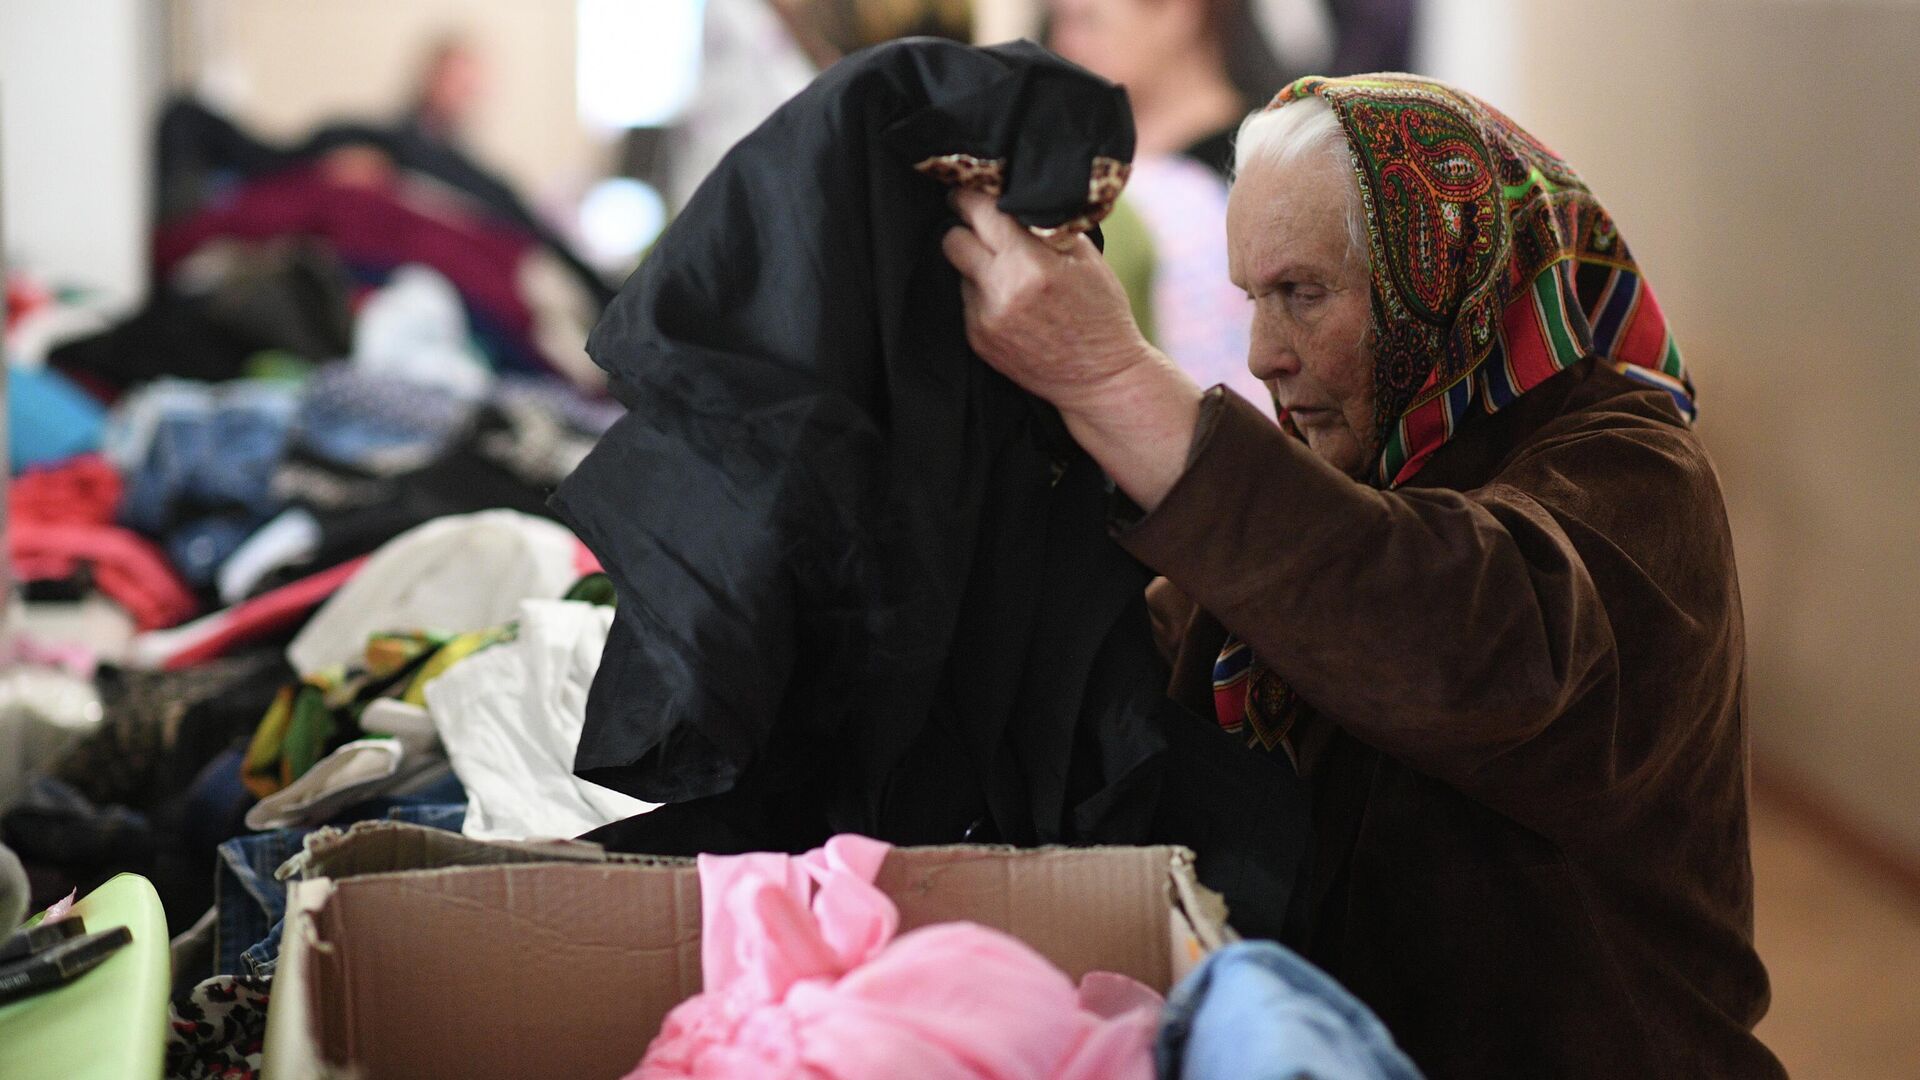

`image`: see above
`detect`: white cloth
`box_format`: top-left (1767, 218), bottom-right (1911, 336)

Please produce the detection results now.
top-left (353, 264), bottom-right (493, 401)
top-left (424, 598), bottom-right (655, 841)
top-left (216, 506), bottom-right (320, 605)
top-left (286, 510), bottom-right (581, 677)
top-left (243, 739), bottom-right (408, 832)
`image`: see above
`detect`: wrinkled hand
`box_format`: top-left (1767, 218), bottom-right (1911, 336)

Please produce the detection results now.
top-left (941, 188), bottom-right (1158, 416)
top-left (941, 187), bottom-right (1204, 511)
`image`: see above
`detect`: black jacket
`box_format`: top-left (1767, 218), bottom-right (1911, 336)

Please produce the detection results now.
top-left (556, 40), bottom-right (1309, 935)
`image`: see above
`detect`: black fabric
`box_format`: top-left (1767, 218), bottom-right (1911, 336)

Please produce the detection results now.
top-left (49, 244), bottom-right (353, 393)
top-left (248, 408), bottom-right (572, 597)
top-left (553, 39), bottom-right (1170, 852)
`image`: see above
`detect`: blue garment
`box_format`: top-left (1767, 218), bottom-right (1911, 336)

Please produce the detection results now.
top-left (293, 364), bottom-right (473, 475)
top-left (113, 379), bottom-right (294, 541)
top-left (167, 512), bottom-right (270, 588)
top-left (213, 794), bottom-right (465, 978)
top-left (7, 364), bottom-right (105, 472)
top-left (1156, 941), bottom-right (1425, 1080)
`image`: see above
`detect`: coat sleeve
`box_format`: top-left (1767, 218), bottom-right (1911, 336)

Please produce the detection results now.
top-left (1115, 387), bottom-right (1737, 815)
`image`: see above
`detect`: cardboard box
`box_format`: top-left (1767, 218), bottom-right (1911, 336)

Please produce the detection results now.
top-left (262, 821), bottom-right (1232, 1079)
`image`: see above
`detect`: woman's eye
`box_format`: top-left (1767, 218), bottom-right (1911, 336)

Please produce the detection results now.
top-left (1287, 285), bottom-right (1326, 306)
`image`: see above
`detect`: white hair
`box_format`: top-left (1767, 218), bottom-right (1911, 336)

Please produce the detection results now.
top-left (1232, 97), bottom-right (1367, 270)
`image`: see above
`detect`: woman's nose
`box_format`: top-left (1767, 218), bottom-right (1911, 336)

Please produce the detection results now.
top-left (1248, 326), bottom-right (1302, 382)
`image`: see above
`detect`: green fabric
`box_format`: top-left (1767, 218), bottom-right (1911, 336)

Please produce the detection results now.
top-left (1098, 195), bottom-right (1158, 346)
top-left (242, 349), bottom-right (315, 384)
top-left (240, 624), bottom-right (526, 795)
top-left (564, 572), bottom-right (619, 608)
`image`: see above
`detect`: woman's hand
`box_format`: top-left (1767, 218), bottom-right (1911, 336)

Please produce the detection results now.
top-left (941, 188), bottom-right (1157, 414)
top-left (942, 187), bottom-right (1206, 511)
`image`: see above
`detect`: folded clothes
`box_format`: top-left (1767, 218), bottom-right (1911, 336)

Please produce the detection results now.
top-left (8, 452), bottom-right (201, 630)
top-left (629, 834), bottom-right (1161, 1080)
top-left (105, 378), bottom-right (297, 539)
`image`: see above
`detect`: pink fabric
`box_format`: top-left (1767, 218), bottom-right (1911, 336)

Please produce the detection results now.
top-left (1125, 155), bottom-right (1271, 419)
top-left (631, 834), bottom-right (1161, 1080)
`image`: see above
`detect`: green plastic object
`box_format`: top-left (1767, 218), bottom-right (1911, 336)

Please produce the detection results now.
top-left (0, 874), bottom-right (170, 1080)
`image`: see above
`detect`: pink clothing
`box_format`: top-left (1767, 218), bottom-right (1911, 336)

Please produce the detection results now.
top-left (630, 834), bottom-right (1161, 1080)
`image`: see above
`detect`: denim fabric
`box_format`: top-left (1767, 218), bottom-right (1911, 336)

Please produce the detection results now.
top-left (200, 386), bottom-right (297, 513)
top-left (114, 380), bottom-right (295, 539)
top-left (118, 393), bottom-right (213, 535)
top-left (213, 797), bottom-right (465, 977)
top-left (1156, 941), bottom-right (1424, 1080)
top-left (214, 827), bottom-right (307, 979)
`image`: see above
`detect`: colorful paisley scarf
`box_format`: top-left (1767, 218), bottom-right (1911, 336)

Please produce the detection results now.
top-left (1213, 74), bottom-right (1696, 753)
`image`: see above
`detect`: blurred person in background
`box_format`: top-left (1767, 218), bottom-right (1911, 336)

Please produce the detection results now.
top-left (1048, 0), bottom-right (1276, 413)
top-left (406, 33), bottom-right (489, 146)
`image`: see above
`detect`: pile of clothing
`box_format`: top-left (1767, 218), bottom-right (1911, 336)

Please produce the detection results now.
top-left (1, 93), bottom-right (644, 1080)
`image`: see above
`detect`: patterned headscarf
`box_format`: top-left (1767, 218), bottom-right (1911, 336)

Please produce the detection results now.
top-left (1213, 74), bottom-right (1696, 752)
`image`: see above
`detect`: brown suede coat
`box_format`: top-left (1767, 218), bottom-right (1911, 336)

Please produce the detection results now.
top-left (1119, 360), bottom-right (1785, 1078)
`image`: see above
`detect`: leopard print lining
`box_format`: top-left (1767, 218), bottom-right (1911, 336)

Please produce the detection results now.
top-left (914, 154), bottom-right (1007, 196)
top-left (914, 154), bottom-right (1130, 240)
top-left (1027, 156), bottom-right (1131, 240)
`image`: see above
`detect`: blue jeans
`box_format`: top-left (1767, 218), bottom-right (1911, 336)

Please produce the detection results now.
top-left (1156, 941), bottom-right (1425, 1080)
top-left (213, 795), bottom-right (465, 978)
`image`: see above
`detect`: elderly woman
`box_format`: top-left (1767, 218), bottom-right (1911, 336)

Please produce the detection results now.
top-left (944, 75), bottom-right (1783, 1078)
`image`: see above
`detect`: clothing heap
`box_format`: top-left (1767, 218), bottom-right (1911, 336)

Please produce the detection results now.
top-left (0, 97), bottom-right (646, 1079)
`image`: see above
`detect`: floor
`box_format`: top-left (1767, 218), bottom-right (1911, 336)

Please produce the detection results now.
top-left (1750, 788), bottom-right (1920, 1078)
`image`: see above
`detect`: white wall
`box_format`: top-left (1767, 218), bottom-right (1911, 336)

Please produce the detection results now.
top-left (0, 0), bottom-right (164, 309)
top-left (174, 0), bottom-right (609, 216)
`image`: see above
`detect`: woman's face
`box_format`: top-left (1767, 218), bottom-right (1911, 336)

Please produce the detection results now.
top-left (1047, 0), bottom-right (1189, 90)
top-left (1227, 151), bottom-right (1377, 478)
